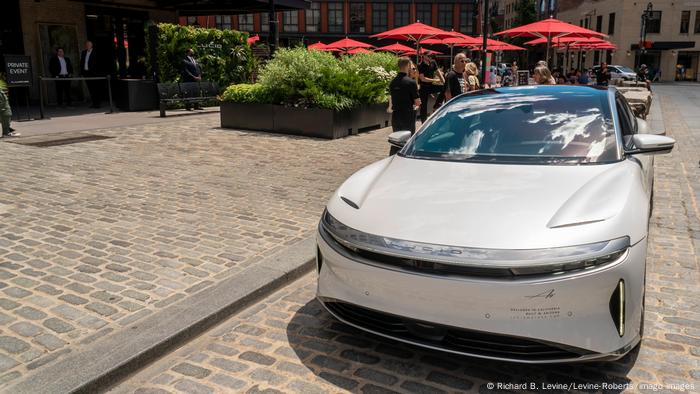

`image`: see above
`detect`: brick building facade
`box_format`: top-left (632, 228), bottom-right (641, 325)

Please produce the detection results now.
top-left (178, 1), bottom-right (480, 47)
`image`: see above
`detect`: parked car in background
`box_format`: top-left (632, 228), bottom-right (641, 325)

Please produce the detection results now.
top-left (592, 65), bottom-right (637, 81)
top-left (497, 63), bottom-right (511, 76)
top-left (316, 85), bottom-right (675, 364)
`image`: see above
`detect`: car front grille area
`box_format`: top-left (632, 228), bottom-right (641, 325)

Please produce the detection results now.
top-left (323, 301), bottom-right (590, 362)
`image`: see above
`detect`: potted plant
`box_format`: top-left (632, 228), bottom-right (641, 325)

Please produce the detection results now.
top-left (220, 48), bottom-right (396, 139)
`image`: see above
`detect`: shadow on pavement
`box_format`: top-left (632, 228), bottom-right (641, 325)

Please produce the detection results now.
top-left (287, 299), bottom-right (640, 393)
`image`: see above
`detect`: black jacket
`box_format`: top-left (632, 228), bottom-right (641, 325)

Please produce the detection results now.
top-left (49, 56), bottom-right (73, 77)
top-left (181, 56), bottom-right (202, 82)
top-left (80, 49), bottom-right (100, 75)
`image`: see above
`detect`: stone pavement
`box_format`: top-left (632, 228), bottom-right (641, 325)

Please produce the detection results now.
top-left (110, 84), bottom-right (700, 394)
top-left (0, 113), bottom-right (390, 388)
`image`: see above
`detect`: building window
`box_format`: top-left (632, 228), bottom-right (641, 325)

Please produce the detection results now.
top-left (328, 2), bottom-right (344, 33)
top-left (695, 11), bottom-right (700, 33)
top-left (372, 3), bottom-right (388, 32)
top-left (215, 16), bottom-right (231, 30)
top-left (596, 15), bottom-right (602, 32)
top-left (238, 14), bottom-right (254, 31)
top-left (305, 2), bottom-right (320, 32)
top-left (350, 3), bottom-right (366, 33)
top-left (416, 3), bottom-right (432, 24)
top-left (394, 3), bottom-right (410, 26)
top-left (646, 11), bottom-right (661, 33)
top-left (438, 4), bottom-right (453, 30)
top-left (186, 16), bottom-right (197, 25)
top-left (680, 11), bottom-right (690, 33)
top-left (261, 13), bottom-right (269, 32)
top-left (283, 11), bottom-right (298, 32)
top-left (460, 2), bottom-right (474, 34)
top-left (608, 12), bottom-right (615, 34)
top-left (549, 0), bottom-right (556, 12)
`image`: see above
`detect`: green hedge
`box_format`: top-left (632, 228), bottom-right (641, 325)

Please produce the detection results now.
top-left (222, 48), bottom-right (398, 111)
top-left (148, 23), bottom-right (254, 87)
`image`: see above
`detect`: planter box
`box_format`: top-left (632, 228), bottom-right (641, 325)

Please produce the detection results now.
top-left (220, 102), bottom-right (391, 139)
top-left (117, 79), bottom-right (159, 111)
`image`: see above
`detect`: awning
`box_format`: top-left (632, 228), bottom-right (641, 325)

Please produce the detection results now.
top-left (630, 41), bottom-right (696, 50)
top-left (161, 0), bottom-right (311, 16)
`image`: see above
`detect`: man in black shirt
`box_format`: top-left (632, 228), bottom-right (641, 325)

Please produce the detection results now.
top-left (637, 64), bottom-right (651, 91)
top-left (596, 62), bottom-right (611, 86)
top-left (444, 53), bottom-right (467, 101)
top-left (390, 57), bottom-right (420, 134)
top-left (417, 54), bottom-right (441, 123)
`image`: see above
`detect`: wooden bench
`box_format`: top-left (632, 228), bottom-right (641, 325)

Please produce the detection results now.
top-left (157, 81), bottom-right (219, 117)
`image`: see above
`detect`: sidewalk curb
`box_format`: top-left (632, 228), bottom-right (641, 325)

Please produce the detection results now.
top-left (6, 237), bottom-right (316, 394)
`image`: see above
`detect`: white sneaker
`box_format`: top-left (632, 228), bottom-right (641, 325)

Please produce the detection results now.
top-left (5, 132), bottom-right (20, 137)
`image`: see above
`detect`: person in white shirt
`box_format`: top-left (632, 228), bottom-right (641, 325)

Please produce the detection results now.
top-left (80, 40), bottom-right (102, 108)
top-left (48, 48), bottom-right (73, 107)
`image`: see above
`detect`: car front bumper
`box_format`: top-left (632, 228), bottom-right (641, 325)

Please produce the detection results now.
top-left (316, 224), bottom-right (645, 363)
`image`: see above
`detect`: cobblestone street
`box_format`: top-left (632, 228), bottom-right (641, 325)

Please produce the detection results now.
top-left (109, 84), bottom-right (700, 394)
top-left (0, 115), bottom-right (389, 386)
top-left (0, 84), bottom-right (699, 393)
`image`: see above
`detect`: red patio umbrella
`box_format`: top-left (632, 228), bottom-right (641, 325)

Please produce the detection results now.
top-left (247, 35), bottom-right (260, 46)
top-left (325, 37), bottom-right (374, 51)
top-left (307, 41), bottom-right (328, 50)
top-left (371, 22), bottom-right (458, 61)
top-left (495, 17), bottom-right (607, 64)
top-left (422, 32), bottom-right (480, 59)
top-left (347, 47), bottom-right (373, 54)
top-left (469, 37), bottom-right (525, 51)
top-left (375, 42), bottom-right (416, 55)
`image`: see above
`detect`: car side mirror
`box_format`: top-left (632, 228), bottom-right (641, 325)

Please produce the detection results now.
top-left (388, 131), bottom-right (412, 149)
top-left (635, 118), bottom-right (665, 135)
top-left (625, 134), bottom-right (675, 155)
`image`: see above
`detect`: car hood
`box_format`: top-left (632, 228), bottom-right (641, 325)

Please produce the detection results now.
top-left (326, 156), bottom-right (648, 250)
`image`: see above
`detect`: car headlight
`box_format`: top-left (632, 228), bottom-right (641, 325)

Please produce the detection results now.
top-left (320, 210), bottom-right (630, 277)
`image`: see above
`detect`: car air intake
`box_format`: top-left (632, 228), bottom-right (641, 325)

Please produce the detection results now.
top-left (323, 301), bottom-right (591, 361)
top-left (609, 279), bottom-right (625, 337)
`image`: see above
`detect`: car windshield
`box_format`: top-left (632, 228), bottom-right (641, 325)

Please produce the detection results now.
top-left (402, 86), bottom-right (618, 165)
top-left (617, 66), bottom-right (635, 73)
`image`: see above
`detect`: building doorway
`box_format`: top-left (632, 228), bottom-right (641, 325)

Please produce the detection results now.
top-left (0, 0), bottom-right (24, 63)
top-left (676, 52), bottom-right (698, 81)
top-left (85, 6), bottom-right (148, 79)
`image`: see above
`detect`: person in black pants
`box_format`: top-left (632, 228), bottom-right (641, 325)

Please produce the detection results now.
top-left (390, 57), bottom-right (420, 135)
top-left (80, 40), bottom-right (101, 108)
top-left (48, 48), bottom-right (73, 107)
top-left (417, 54), bottom-right (442, 123)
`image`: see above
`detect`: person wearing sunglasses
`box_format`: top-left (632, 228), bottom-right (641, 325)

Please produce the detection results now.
top-left (443, 53), bottom-right (468, 102)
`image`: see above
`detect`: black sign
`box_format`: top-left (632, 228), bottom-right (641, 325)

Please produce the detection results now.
top-left (517, 70), bottom-right (529, 86)
top-left (4, 55), bottom-right (32, 87)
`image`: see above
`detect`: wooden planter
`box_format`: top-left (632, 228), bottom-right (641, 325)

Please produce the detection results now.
top-left (220, 102), bottom-right (391, 139)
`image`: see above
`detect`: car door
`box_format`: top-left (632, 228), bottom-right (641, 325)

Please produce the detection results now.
top-left (616, 93), bottom-right (653, 195)
top-left (609, 66), bottom-right (622, 79)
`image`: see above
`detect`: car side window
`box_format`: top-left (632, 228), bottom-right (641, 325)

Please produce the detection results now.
top-left (616, 96), bottom-right (636, 147)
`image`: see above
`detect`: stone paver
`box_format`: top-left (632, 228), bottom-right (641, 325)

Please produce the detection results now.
top-left (110, 84), bottom-right (700, 394)
top-left (0, 113), bottom-right (389, 386)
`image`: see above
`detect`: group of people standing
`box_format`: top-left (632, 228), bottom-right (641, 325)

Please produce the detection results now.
top-left (389, 53), bottom-right (481, 133)
top-left (48, 40), bottom-right (103, 108)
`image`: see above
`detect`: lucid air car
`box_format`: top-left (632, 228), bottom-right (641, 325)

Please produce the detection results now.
top-left (316, 85), bottom-right (675, 363)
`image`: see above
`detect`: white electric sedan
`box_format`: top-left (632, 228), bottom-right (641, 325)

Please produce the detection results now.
top-left (316, 85), bottom-right (675, 363)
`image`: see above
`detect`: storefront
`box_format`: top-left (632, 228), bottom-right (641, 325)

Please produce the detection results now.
top-left (1, 0), bottom-right (177, 105)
